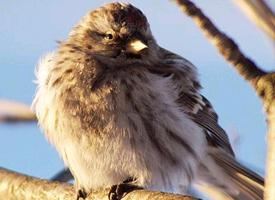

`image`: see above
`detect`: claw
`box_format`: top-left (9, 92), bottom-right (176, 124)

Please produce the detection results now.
top-left (77, 188), bottom-right (87, 200)
top-left (108, 183), bottom-right (142, 200)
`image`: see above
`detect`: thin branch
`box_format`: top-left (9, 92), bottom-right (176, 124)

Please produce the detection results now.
top-left (172, 1), bottom-right (275, 199)
top-left (253, 0), bottom-right (275, 25)
top-left (172, 0), bottom-right (267, 86)
top-left (0, 167), bottom-right (199, 200)
top-left (234, 0), bottom-right (275, 40)
top-left (0, 100), bottom-right (36, 123)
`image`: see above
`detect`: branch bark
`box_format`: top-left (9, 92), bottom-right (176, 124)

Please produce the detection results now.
top-left (0, 167), bottom-right (199, 200)
top-left (172, 0), bottom-right (275, 199)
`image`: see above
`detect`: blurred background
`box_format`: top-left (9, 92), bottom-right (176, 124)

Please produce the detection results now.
top-left (0, 0), bottom-right (274, 189)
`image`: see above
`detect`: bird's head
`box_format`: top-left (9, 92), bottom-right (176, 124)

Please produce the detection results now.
top-left (64, 2), bottom-right (159, 66)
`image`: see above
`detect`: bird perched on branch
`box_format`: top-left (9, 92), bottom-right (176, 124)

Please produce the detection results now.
top-left (33, 2), bottom-right (264, 200)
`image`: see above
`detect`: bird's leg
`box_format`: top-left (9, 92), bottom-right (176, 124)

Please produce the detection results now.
top-left (76, 188), bottom-right (87, 200)
top-left (108, 177), bottom-right (142, 200)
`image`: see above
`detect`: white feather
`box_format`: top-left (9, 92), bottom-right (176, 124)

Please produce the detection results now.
top-left (33, 54), bottom-right (209, 193)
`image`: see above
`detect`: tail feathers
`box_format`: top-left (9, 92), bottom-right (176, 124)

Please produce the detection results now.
top-left (210, 149), bottom-right (264, 200)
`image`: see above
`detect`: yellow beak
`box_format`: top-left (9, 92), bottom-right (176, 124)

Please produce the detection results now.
top-left (126, 40), bottom-right (148, 54)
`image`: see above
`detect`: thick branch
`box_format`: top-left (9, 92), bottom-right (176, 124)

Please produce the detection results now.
top-left (0, 167), bottom-right (199, 200)
top-left (260, 74), bottom-right (275, 200)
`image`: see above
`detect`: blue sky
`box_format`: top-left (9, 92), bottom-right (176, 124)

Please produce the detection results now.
top-left (0, 0), bottom-right (274, 182)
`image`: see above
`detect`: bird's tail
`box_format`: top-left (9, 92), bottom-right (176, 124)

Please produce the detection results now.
top-left (195, 148), bottom-right (264, 200)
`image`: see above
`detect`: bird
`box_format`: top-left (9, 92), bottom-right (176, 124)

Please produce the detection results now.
top-left (32, 2), bottom-right (264, 200)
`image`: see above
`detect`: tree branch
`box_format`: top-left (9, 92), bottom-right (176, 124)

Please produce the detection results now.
top-left (172, 0), bottom-right (267, 86)
top-left (172, 0), bottom-right (275, 199)
top-left (0, 167), bottom-right (199, 200)
top-left (0, 100), bottom-right (36, 123)
top-left (259, 73), bottom-right (275, 200)
top-left (234, 0), bottom-right (275, 40)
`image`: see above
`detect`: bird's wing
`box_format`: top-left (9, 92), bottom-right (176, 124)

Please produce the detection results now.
top-left (157, 47), bottom-right (235, 156)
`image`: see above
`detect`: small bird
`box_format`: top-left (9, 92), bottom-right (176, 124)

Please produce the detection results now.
top-left (33, 2), bottom-right (264, 200)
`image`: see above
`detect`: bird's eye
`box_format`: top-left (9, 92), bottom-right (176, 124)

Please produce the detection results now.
top-left (104, 32), bottom-right (114, 40)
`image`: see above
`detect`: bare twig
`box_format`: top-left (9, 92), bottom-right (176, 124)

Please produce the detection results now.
top-left (0, 99), bottom-right (36, 122)
top-left (172, 0), bottom-right (275, 199)
top-left (234, 0), bottom-right (275, 40)
top-left (0, 167), bottom-right (199, 200)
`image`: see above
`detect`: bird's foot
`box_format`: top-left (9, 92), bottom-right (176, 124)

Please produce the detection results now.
top-left (108, 182), bottom-right (142, 200)
top-left (76, 188), bottom-right (87, 200)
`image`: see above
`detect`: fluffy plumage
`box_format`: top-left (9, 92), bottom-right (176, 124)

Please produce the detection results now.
top-left (32, 2), bottom-right (264, 199)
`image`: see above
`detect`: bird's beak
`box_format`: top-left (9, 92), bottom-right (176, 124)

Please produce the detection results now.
top-left (126, 40), bottom-right (148, 54)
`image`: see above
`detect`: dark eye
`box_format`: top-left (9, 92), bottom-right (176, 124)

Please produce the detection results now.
top-left (105, 32), bottom-right (114, 40)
